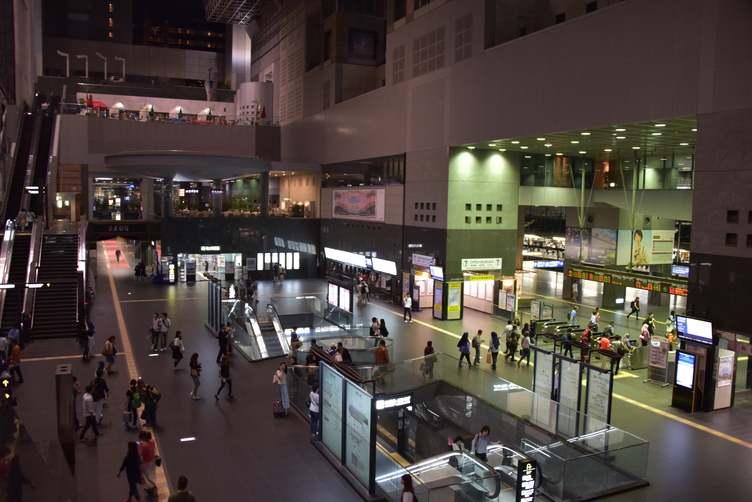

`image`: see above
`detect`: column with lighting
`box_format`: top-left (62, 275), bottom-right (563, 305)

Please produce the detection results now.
top-left (260, 172), bottom-right (269, 217)
top-left (163, 177), bottom-right (174, 217)
top-left (212, 179), bottom-right (223, 217)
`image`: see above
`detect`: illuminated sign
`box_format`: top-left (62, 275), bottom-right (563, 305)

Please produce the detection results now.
top-left (375, 394), bottom-right (412, 410)
top-left (371, 257), bottom-right (398, 275)
top-left (672, 265), bottom-right (689, 277)
top-left (412, 254), bottom-right (436, 267)
top-left (533, 260), bottom-right (564, 268)
top-left (467, 275), bottom-right (494, 281)
top-left (516, 459), bottom-right (538, 502)
top-left (200, 246), bottom-right (221, 252)
top-left (184, 189), bottom-right (200, 194)
top-left (567, 264), bottom-right (688, 297)
top-left (461, 258), bottom-right (502, 270)
top-left (407, 243), bottom-right (423, 248)
top-left (0, 377), bottom-right (10, 402)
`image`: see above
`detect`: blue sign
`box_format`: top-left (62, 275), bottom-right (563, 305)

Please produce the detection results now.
top-left (672, 265), bottom-right (689, 277)
top-left (533, 260), bottom-right (564, 268)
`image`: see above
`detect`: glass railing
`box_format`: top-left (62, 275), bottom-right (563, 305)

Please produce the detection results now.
top-left (290, 334), bottom-right (393, 367)
top-left (225, 301), bottom-right (289, 361)
top-left (363, 352), bottom-right (648, 501)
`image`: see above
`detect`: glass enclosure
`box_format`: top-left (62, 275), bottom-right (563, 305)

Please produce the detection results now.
top-left (92, 177), bottom-right (142, 220)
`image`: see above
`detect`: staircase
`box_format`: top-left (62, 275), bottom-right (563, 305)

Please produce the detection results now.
top-left (0, 235), bottom-right (31, 330)
top-left (32, 235), bottom-right (79, 339)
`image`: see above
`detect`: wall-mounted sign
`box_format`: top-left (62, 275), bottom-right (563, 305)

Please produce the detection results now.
top-left (407, 243), bottom-right (423, 248)
top-left (184, 189), bottom-right (200, 194)
top-left (461, 258), bottom-right (502, 270)
top-left (672, 265), bottom-right (689, 277)
top-left (467, 275), bottom-right (495, 281)
top-left (375, 394), bottom-right (412, 410)
top-left (533, 260), bottom-right (564, 268)
top-left (200, 245), bottom-right (221, 252)
top-left (412, 254), bottom-right (436, 267)
top-left (515, 459), bottom-right (538, 502)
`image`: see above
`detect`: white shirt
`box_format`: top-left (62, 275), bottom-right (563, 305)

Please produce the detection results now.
top-left (309, 391), bottom-right (320, 413)
top-left (403, 296), bottom-right (412, 309)
top-left (82, 393), bottom-right (95, 416)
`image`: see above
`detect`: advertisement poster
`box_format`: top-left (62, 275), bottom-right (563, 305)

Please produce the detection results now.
top-left (506, 292), bottom-right (516, 312)
top-left (541, 304), bottom-right (554, 320)
top-left (345, 382), bottom-right (372, 486)
top-left (338, 287), bottom-right (351, 312)
top-left (433, 282), bottom-right (443, 319)
top-left (585, 368), bottom-right (612, 424)
top-left (617, 229), bottom-right (674, 265)
top-left (332, 189), bottom-right (385, 221)
top-left (531, 301), bottom-right (541, 321)
top-left (328, 283), bottom-right (338, 305)
top-left (717, 355), bottom-right (734, 387)
top-left (246, 258), bottom-right (257, 271)
top-left (321, 364), bottom-right (344, 460)
top-left (558, 358), bottom-right (581, 412)
top-left (676, 352), bottom-right (696, 389)
top-left (649, 340), bottom-right (669, 369)
top-left (447, 282), bottom-right (462, 319)
top-left (564, 227), bottom-right (617, 265)
top-left (402, 272), bottom-right (411, 299)
top-left (533, 350), bottom-right (553, 398)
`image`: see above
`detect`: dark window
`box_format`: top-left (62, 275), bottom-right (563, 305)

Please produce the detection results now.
top-left (748, 235), bottom-right (752, 248)
top-left (486, 204), bottom-right (492, 211)
top-left (476, 216), bottom-right (482, 224)
top-left (497, 204), bottom-right (503, 211)
top-left (749, 211), bottom-right (752, 223)
top-left (517, 16), bottom-right (529, 38)
top-left (465, 203), bottom-right (471, 210)
top-left (414, 214), bottom-right (418, 221)
top-left (486, 217), bottom-right (492, 224)
top-left (394, 0), bottom-right (406, 20)
top-left (586, 1), bottom-right (598, 13)
top-left (415, 202), bottom-right (418, 209)
top-left (476, 204), bottom-right (481, 210)
top-left (349, 30), bottom-right (377, 59)
top-left (728, 210), bottom-right (739, 223)
top-left (323, 31), bottom-right (332, 61)
top-left (496, 217), bottom-right (502, 224)
top-left (420, 202), bottom-right (424, 209)
top-left (432, 203), bottom-right (436, 210)
top-left (432, 215), bottom-right (436, 222)
top-left (726, 233), bottom-right (738, 246)
top-left (555, 13), bottom-right (566, 24)
top-left (465, 216), bottom-right (471, 224)
top-left (420, 215), bottom-right (424, 222)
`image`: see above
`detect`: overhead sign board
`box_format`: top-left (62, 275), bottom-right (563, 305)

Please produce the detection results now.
top-left (200, 245), bottom-right (221, 252)
top-left (412, 254), bottom-right (436, 267)
top-left (533, 260), bottom-right (564, 268)
top-left (567, 264), bottom-right (688, 297)
top-left (461, 258), bottom-right (502, 270)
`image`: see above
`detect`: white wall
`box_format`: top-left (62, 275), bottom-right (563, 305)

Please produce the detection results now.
top-left (235, 81), bottom-right (274, 124)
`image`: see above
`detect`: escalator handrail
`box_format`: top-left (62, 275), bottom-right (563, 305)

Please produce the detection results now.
top-left (0, 220), bottom-right (16, 322)
top-left (0, 114), bottom-right (33, 221)
top-left (266, 303), bottom-right (290, 354)
top-left (16, 111), bottom-right (45, 219)
top-left (22, 217), bottom-right (45, 332)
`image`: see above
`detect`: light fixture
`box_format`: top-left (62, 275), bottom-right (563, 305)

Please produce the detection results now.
top-left (498, 148), bottom-right (506, 152)
top-left (488, 143), bottom-right (496, 147)
top-left (544, 143), bottom-right (552, 147)
top-left (692, 128), bottom-right (697, 132)
top-left (632, 146), bottom-right (640, 149)
top-left (545, 154), bottom-right (551, 157)
top-left (652, 132), bottom-right (662, 135)
top-left (521, 146), bottom-right (528, 149)
top-left (579, 151), bottom-right (586, 154)
top-left (511, 140), bottom-right (520, 144)
top-left (655, 123), bottom-right (666, 127)
top-left (581, 132), bottom-right (591, 136)
top-left (468, 146), bottom-right (476, 149)
top-left (604, 149), bottom-right (612, 152)
top-left (524, 155), bottom-right (531, 158)
top-left (571, 140), bottom-right (579, 144)
top-left (680, 142), bottom-right (689, 146)
top-left (616, 136), bottom-right (626, 139)
top-left (556, 153), bottom-right (563, 156)
top-left (615, 128), bottom-right (626, 132)
top-left (537, 137), bottom-right (545, 141)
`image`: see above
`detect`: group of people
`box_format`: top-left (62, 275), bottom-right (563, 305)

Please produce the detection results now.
top-left (234, 276), bottom-right (259, 301)
top-left (134, 262), bottom-right (149, 281)
top-left (456, 320), bottom-right (532, 369)
top-left (14, 209), bottom-right (35, 232)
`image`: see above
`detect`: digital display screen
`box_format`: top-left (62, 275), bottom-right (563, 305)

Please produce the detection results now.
top-left (365, 258), bottom-right (373, 268)
top-left (429, 266), bottom-right (444, 281)
top-left (672, 265), bottom-right (689, 277)
top-left (676, 315), bottom-right (713, 345)
top-left (338, 287), bottom-right (351, 312)
top-left (328, 283), bottom-right (338, 305)
top-left (676, 352), bottom-right (696, 389)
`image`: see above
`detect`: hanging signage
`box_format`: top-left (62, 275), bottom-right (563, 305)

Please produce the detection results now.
top-left (515, 459), bottom-right (538, 502)
top-left (374, 394), bottom-right (412, 410)
top-left (533, 260), bottom-right (564, 268)
top-left (200, 245), bottom-right (221, 252)
top-left (461, 258), bottom-right (502, 270)
top-left (567, 264), bottom-right (688, 297)
top-left (412, 254), bottom-right (436, 267)
top-left (467, 275), bottom-right (494, 281)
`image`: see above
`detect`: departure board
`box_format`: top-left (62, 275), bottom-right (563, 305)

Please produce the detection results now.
top-left (568, 265), bottom-right (688, 297)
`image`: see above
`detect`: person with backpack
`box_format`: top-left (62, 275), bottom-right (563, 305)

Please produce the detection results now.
top-left (159, 312), bottom-right (171, 352)
top-left (562, 328), bottom-right (574, 358)
top-left (92, 368), bottom-right (109, 424)
top-left (138, 379), bottom-right (161, 427)
top-left (568, 306), bottom-right (578, 326)
top-left (457, 333), bottom-right (471, 368)
top-left (627, 297), bottom-right (640, 320)
top-left (504, 330), bottom-right (519, 362)
top-left (489, 332), bottom-right (500, 370)
top-left (124, 379), bottom-right (141, 428)
top-left (471, 330), bottom-right (485, 366)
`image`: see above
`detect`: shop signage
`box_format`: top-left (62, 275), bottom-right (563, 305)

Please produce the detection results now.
top-left (412, 254), bottom-right (436, 267)
top-left (567, 264), bottom-right (688, 297)
top-left (533, 260), bottom-right (564, 268)
top-left (375, 394), bottom-right (412, 410)
top-left (461, 258), bottom-right (502, 270)
top-left (407, 243), bottom-right (423, 248)
top-left (467, 275), bottom-right (495, 281)
top-left (103, 224), bottom-right (146, 233)
top-left (184, 189), bottom-right (200, 194)
top-left (200, 245), bottom-right (221, 252)
top-left (515, 458), bottom-right (538, 502)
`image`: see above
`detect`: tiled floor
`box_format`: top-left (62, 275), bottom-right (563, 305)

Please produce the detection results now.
top-left (12, 243), bottom-right (752, 502)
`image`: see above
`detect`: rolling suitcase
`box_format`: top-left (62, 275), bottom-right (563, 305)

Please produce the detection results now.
top-left (122, 410), bottom-right (133, 426)
top-left (273, 400), bottom-right (286, 418)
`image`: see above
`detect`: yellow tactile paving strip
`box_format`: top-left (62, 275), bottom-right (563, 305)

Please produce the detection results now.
top-left (104, 248), bottom-right (171, 499)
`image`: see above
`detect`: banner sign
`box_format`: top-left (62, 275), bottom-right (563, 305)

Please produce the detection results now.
top-left (461, 258), bottom-right (502, 270)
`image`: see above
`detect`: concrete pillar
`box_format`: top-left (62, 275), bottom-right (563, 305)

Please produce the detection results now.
top-left (213, 179), bottom-right (223, 218)
top-left (602, 283), bottom-right (627, 310)
top-left (260, 171), bottom-right (269, 217)
top-left (141, 178), bottom-right (154, 219)
top-left (163, 177), bottom-right (174, 217)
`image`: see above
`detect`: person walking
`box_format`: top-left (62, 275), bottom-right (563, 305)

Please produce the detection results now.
top-left (82, 316), bottom-right (95, 360)
top-left (562, 329), bottom-right (574, 358)
top-left (505, 330), bottom-right (519, 362)
top-left (501, 321), bottom-right (513, 355)
top-left (472, 330), bottom-right (485, 366)
top-left (216, 324), bottom-right (229, 364)
top-left (72, 376), bottom-right (82, 430)
top-left (646, 312), bottom-right (655, 336)
top-left (571, 280), bottom-right (579, 302)
top-left (627, 297), bottom-right (640, 320)
top-left (379, 319), bottom-right (389, 339)
top-left (103, 336), bottom-right (118, 373)
top-left (215, 356), bottom-right (233, 400)
top-left (374, 339), bottom-right (390, 381)
top-left (518, 329), bottom-right (532, 366)
top-left (273, 362), bottom-right (290, 413)
top-left (569, 306), bottom-right (578, 326)
top-left (92, 368), bottom-right (109, 423)
top-left (237, 276), bottom-right (247, 300)
top-left (78, 385), bottom-right (103, 441)
top-left (117, 441), bottom-right (143, 502)
top-left (471, 425), bottom-right (501, 462)
top-left (422, 341), bottom-right (436, 378)
top-left (189, 354), bottom-right (202, 400)
top-left (489, 332), bottom-right (500, 370)
top-left (159, 312), bottom-right (171, 352)
top-left (138, 431), bottom-right (158, 497)
top-left (8, 340), bottom-right (23, 384)
top-left (403, 295), bottom-right (413, 322)
top-left (226, 321), bottom-right (235, 358)
top-left (125, 379), bottom-right (142, 428)
top-left (138, 379), bottom-right (160, 427)
top-left (400, 473), bottom-right (417, 502)
top-left (457, 333), bottom-right (471, 368)
top-left (309, 385), bottom-right (320, 437)
top-left (171, 331), bottom-right (184, 369)
top-left (115, 248), bottom-right (122, 263)
top-left (168, 476), bottom-right (197, 502)
top-left (149, 313), bottom-right (161, 352)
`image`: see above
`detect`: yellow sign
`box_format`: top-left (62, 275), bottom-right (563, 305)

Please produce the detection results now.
top-left (448, 305), bottom-right (461, 312)
top-left (433, 304), bottom-right (442, 311)
top-left (467, 275), bottom-right (495, 281)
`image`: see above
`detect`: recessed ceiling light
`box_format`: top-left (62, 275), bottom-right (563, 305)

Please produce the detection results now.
top-left (579, 151), bottom-right (586, 154)
top-left (571, 140), bottom-right (579, 144)
top-left (655, 123), bottom-right (666, 127)
top-left (544, 143), bottom-right (552, 147)
top-left (488, 143), bottom-right (496, 147)
top-left (632, 146), bottom-right (640, 149)
top-left (581, 132), bottom-right (591, 136)
top-left (537, 137), bottom-right (545, 141)
top-left (680, 143), bottom-right (689, 146)
top-left (556, 153), bottom-right (563, 156)
top-left (524, 155), bottom-right (531, 158)
top-left (661, 158), bottom-right (667, 161)
top-left (545, 154), bottom-right (551, 157)
top-left (468, 146), bottom-right (476, 149)
top-left (511, 141), bottom-right (520, 144)
top-left (616, 136), bottom-right (626, 139)
top-left (692, 128), bottom-right (697, 132)
top-left (686, 156), bottom-right (692, 159)
top-left (499, 148), bottom-right (506, 152)
top-left (521, 146), bottom-right (528, 149)
top-left (652, 132), bottom-right (662, 136)
top-left (678, 163), bottom-right (684, 166)
top-left (604, 149), bottom-right (612, 152)
top-left (615, 128), bottom-right (626, 132)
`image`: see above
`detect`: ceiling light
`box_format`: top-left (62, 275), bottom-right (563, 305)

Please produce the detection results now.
top-left (544, 143), bottom-right (552, 147)
top-left (556, 153), bottom-right (563, 156)
top-left (655, 123), bottom-right (666, 127)
top-left (579, 151), bottom-right (586, 154)
top-left (632, 146), bottom-right (640, 149)
top-left (692, 128), bottom-right (697, 132)
top-left (537, 137), bottom-right (545, 141)
top-left (498, 148), bottom-right (506, 152)
top-left (680, 143), bottom-right (689, 146)
top-left (468, 146), bottom-right (476, 149)
top-left (571, 140), bottom-right (579, 144)
top-left (511, 141), bottom-right (520, 144)
top-left (524, 155), bottom-right (531, 158)
top-left (652, 132), bottom-right (662, 136)
top-left (616, 136), bottom-right (626, 139)
top-left (615, 128), bottom-right (626, 132)
top-left (678, 163), bottom-right (684, 166)
top-left (604, 149), bottom-right (612, 152)
top-left (545, 154), bottom-right (551, 157)
top-left (521, 146), bottom-right (528, 149)
top-left (488, 143), bottom-right (496, 147)
top-left (661, 158), bottom-right (667, 161)
top-left (581, 132), bottom-right (591, 136)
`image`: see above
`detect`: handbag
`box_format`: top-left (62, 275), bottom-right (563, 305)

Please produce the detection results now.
top-left (486, 352), bottom-right (492, 364)
top-left (138, 474), bottom-right (146, 485)
top-left (155, 456), bottom-right (162, 467)
top-left (419, 362), bottom-right (428, 373)
top-left (190, 368), bottom-right (199, 377)
top-left (102, 346), bottom-right (113, 357)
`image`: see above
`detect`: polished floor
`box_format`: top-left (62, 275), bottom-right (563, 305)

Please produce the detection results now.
top-left (12, 243), bottom-right (752, 502)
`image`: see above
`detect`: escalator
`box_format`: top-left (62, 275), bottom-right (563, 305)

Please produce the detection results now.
top-left (28, 100), bottom-right (57, 217)
top-left (0, 235), bottom-right (31, 329)
top-left (4, 115), bottom-right (36, 222)
top-left (257, 316), bottom-right (284, 355)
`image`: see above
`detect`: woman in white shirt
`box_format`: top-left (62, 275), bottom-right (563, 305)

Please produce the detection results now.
top-left (401, 474), bottom-right (416, 502)
top-left (309, 386), bottom-right (320, 436)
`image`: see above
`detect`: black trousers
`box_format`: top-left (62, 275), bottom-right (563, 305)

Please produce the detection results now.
top-left (79, 415), bottom-right (100, 439)
top-left (217, 344), bottom-right (227, 363)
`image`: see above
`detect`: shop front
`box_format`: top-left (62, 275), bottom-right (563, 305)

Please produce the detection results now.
top-left (460, 258), bottom-right (503, 314)
top-left (410, 253), bottom-right (439, 310)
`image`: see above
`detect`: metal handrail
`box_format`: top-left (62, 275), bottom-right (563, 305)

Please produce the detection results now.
top-left (266, 303), bottom-right (290, 355)
top-left (0, 220), bottom-right (16, 322)
top-left (21, 217), bottom-right (45, 331)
